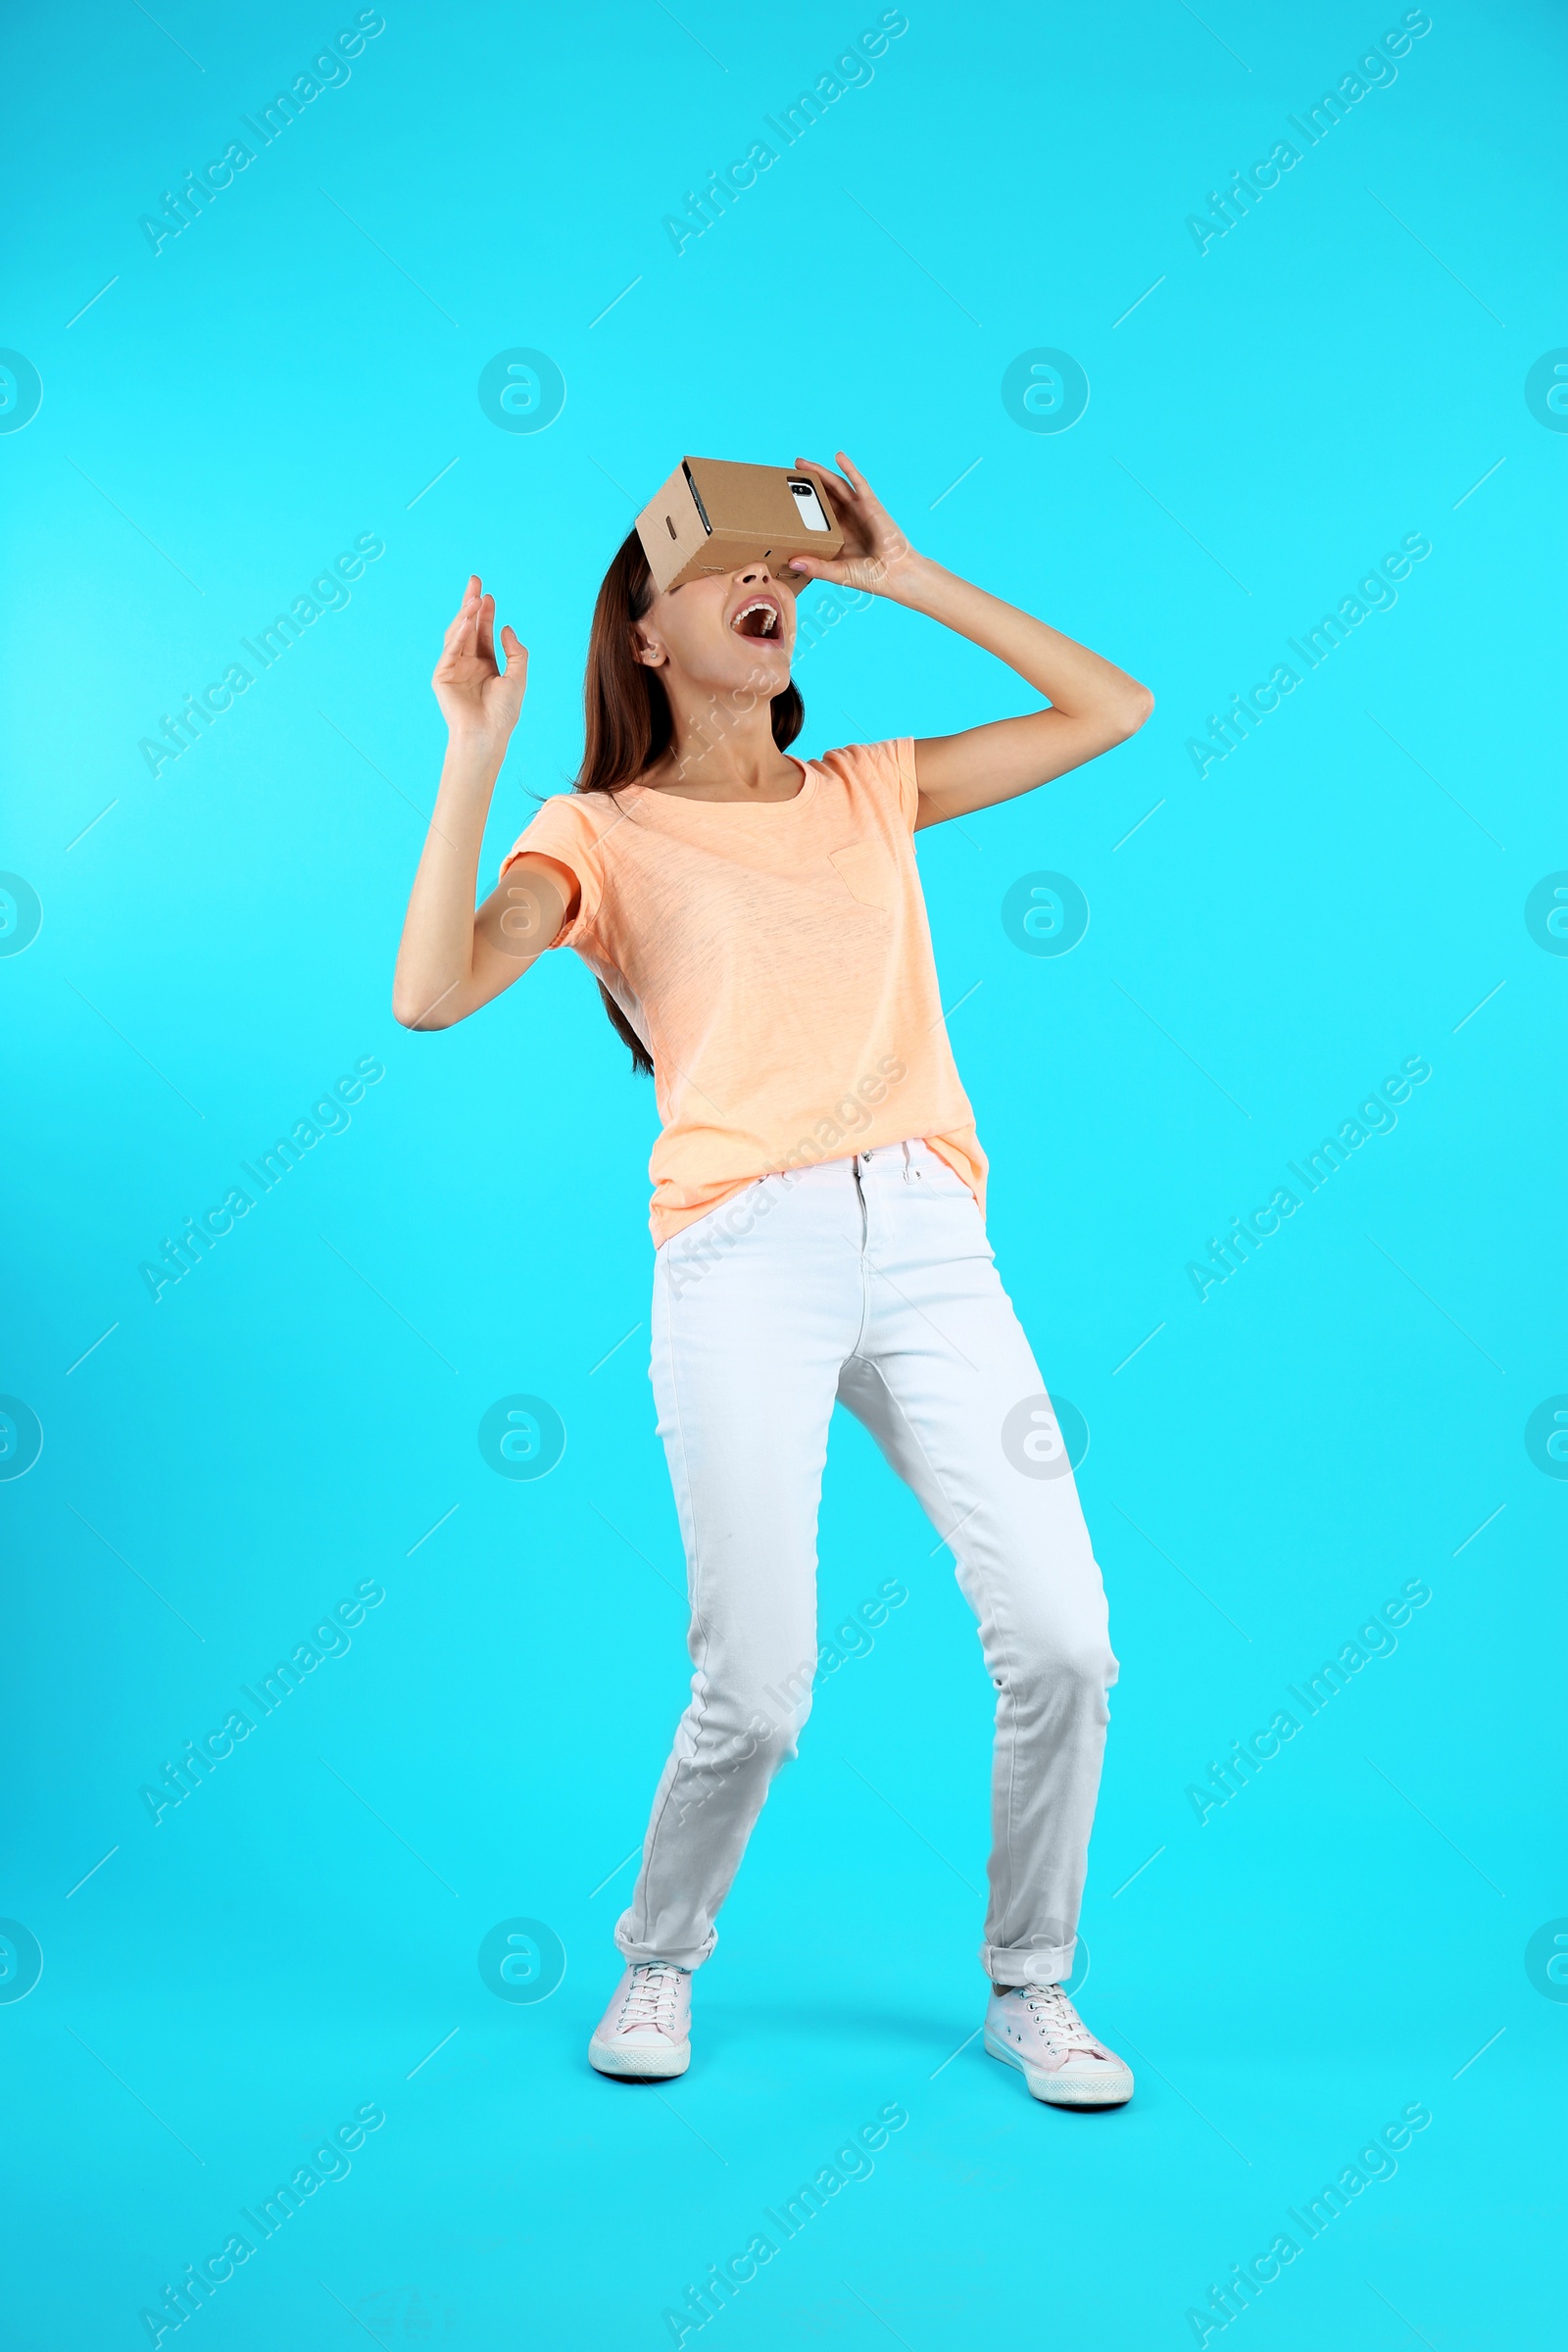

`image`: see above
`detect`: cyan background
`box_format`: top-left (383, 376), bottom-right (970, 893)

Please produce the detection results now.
top-left (3, 1), bottom-right (1563, 2344)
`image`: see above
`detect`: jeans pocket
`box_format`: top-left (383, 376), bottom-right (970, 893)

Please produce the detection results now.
top-left (920, 1149), bottom-right (973, 1200)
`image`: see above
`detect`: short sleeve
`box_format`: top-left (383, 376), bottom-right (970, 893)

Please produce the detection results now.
top-left (818, 738), bottom-right (920, 831)
top-left (887, 738), bottom-right (920, 830)
top-left (499, 794), bottom-right (606, 949)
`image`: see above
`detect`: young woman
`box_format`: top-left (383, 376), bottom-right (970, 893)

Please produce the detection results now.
top-left (394, 454), bottom-right (1152, 2108)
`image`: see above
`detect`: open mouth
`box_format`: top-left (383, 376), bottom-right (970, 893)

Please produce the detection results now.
top-left (730, 595), bottom-right (784, 642)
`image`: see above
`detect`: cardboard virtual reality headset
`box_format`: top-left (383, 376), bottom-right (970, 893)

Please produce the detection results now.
top-left (636, 457), bottom-right (846, 596)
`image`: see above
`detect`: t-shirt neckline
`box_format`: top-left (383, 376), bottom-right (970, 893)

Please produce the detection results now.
top-left (622, 755), bottom-right (816, 810)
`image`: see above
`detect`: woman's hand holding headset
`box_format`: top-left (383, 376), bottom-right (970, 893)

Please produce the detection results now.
top-left (783, 451), bottom-right (1153, 828)
top-left (783, 453), bottom-right (921, 603)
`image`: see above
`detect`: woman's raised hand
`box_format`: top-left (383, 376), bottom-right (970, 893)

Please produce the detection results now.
top-left (786, 452), bottom-right (921, 601)
top-left (431, 575), bottom-right (528, 751)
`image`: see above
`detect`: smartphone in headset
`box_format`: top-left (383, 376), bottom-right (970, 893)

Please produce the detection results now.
top-left (787, 475), bottom-right (832, 532)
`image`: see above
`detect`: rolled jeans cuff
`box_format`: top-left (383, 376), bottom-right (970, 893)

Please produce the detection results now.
top-left (615, 1914), bottom-right (718, 1973)
top-left (982, 1938), bottom-right (1076, 1988)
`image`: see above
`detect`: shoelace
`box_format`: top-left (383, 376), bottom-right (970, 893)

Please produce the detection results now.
top-left (1018, 1983), bottom-right (1101, 2056)
top-left (619, 1963), bottom-right (682, 2034)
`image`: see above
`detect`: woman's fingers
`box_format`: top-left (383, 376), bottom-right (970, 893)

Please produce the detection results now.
top-left (435, 577), bottom-right (525, 706)
top-left (787, 554), bottom-right (852, 585)
top-left (795, 456), bottom-right (857, 514)
top-left (491, 628), bottom-right (529, 718)
top-left (794, 455), bottom-right (882, 555)
top-left (835, 459), bottom-right (893, 537)
top-left (441, 576), bottom-right (482, 654)
top-left (497, 626), bottom-right (529, 702)
top-left (827, 452), bottom-right (892, 525)
top-left (438, 625), bottom-right (472, 675)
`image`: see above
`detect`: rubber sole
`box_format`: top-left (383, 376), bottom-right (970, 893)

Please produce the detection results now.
top-left (983, 2026), bottom-right (1134, 2108)
top-left (587, 2034), bottom-right (691, 2081)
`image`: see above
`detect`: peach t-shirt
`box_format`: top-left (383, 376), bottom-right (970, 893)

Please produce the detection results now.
top-left (500, 738), bottom-right (987, 1245)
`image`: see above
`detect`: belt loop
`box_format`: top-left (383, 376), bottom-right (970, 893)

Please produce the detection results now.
top-left (902, 1139), bottom-right (912, 1182)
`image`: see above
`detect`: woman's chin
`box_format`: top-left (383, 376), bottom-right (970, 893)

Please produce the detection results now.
top-left (710, 647), bottom-right (793, 694)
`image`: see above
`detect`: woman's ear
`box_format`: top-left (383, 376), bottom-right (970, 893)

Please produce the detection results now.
top-left (631, 620), bottom-right (666, 670)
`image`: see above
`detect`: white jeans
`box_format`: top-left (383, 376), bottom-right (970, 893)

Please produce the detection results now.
top-left (614, 1140), bottom-right (1116, 1986)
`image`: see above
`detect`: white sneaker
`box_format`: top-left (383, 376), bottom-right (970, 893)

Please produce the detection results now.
top-left (984, 1981), bottom-right (1134, 2108)
top-left (587, 1962), bottom-right (692, 2080)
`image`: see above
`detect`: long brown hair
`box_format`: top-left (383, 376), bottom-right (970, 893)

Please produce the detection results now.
top-left (574, 528), bottom-right (805, 1075)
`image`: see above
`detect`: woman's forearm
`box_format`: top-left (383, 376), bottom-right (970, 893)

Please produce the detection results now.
top-left (395, 575), bottom-right (535, 1027)
top-left (787, 458), bottom-right (1152, 789)
top-left (392, 735), bottom-right (502, 1028)
top-left (878, 547), bottom-right (1153, 822)
top-left (883, 551), bottom-right (1152, 726)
